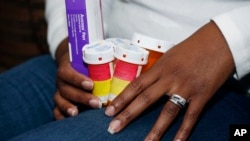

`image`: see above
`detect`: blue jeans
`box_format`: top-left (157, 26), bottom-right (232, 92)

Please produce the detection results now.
top-left (1, 55), bottom-right (250, 141)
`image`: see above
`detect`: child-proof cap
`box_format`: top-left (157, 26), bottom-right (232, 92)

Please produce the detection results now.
top-left (82, 41), bottom-right (115, 64)
top-left (105, 38), bottom-right (131, 46)
top-left (114, 44), bottom-right (149, 65)
top-left (131, 32), bottom-right (175, 53)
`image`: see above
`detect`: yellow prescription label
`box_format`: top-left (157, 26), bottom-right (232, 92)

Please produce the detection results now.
top-left (93, 79), bottom-right (111, 97)
top-left (110, 77), bottom-right (130, 96)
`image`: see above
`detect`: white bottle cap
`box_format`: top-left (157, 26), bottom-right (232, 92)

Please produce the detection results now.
top-left (131, 32), bottom-right (175, 53)
top-left (105, 38), bottom-right (131, 46)
top-left (82, 41), bottom-right (115, 64)
top-left (114, 44), bottom-right (149, 65)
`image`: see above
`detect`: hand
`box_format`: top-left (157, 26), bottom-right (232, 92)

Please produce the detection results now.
top-left (53, 38), bottom-right (102, 120)
top-left (105, 21), bottom-right (235, 140)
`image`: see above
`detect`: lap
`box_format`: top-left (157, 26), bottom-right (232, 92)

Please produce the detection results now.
top-left (0, 55), bottom-right (57, 140)
top-left (9, 89), bottom-right (250, 141)
top-left (2, 55), bottom-right (249, 140)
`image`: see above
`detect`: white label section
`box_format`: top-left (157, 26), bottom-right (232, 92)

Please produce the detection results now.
top-left (68, 42), bottom-right (73, 62)
top-left (86, 0), bottom-right (104, 42)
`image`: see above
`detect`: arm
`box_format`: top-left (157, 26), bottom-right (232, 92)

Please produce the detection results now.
top-left (212, 5), bottom-right (250, 79)
top-left (45, 0), bottom-right (68, 59)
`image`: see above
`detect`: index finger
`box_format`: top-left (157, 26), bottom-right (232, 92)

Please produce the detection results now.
top-left (107, 79), bottom-right (170, 134)
top-left (57, 62), bottom-right (93, 89)
top-left (105, 70), bottom-right (159, 117)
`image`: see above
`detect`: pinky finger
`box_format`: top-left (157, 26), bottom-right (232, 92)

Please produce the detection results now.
top-left (54, 91), bottom-right (79, 118)
top-left (53, 107), bottom-right (66, 120)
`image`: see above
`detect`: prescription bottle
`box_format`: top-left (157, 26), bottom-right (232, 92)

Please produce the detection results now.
top-left (82, 41), bottom-right (115, 106)
top-left (108, 44), bottom-right (149, 102)
top-left (131, 33), bottom-right (175, 73)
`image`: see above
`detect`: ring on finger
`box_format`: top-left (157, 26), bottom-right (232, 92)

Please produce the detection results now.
top-left (169, 94), bottom-right (187, 108)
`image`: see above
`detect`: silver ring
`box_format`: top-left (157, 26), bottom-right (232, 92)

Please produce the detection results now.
top-left (169, 94), bottom-right (187, 108)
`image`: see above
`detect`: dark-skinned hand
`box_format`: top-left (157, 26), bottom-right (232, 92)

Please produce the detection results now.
top-left (105, 21), bottom-right (235, 141)
top-left (53, 38), bottom-right (102, 120)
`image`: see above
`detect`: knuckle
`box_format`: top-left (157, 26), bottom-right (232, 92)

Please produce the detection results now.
top-left (179, 127), bottom-right (191, 136)
top-left (129, 78), bottom-right (144, 93)
top-left (111, 95), bottom-right (127, 110)
top-left (53, 108), bottom-right (61, 119)
top-left (57, 67), bottom-right (80, 86)
top-left (139, 92), bottom-right (151, 104)
top-left (72, 76), bottom-right (79, 85)
top-left (54, 91), bottom-right (63, 104)
top-left (59, 86), bottom-right (68, 96)
top-left (163, 104), bottom-right (179, 118)
top-left (78, 92), bottom-right (88, 103)
top-left (147, 128), bottom-right (162, 141)
top-left (185, 111), bottom-right (199, 121)
top-left (114, 95), bottom-right (126, 107)
top-left (152, 128), bottom-right (161, 137)
top-left (57, 67), bottom-right (66, 78)
top-left (120, 110), bottom-right (131, 121)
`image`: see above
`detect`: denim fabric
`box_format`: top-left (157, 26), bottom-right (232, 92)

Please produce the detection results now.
top-left (0, 55), bottom-right (250, 141)
top-left (0, 55), bottom-right (56, 141)
top-left (7, 89), bottom-right (250, 141)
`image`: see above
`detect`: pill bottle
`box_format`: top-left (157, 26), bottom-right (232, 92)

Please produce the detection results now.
top-left (131, 32), bottom-right (175, 73)
top-left (82, 41), bottom-right (115, 106)
top-left (108, 44), bottom-right (149, 102)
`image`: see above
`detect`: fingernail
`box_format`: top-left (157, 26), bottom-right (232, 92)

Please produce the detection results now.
top-left (107, 120), bottom-right (121, 134)
top-left (81, 81), bottom-right (93, 90)
top-left (67, 108), bottom-right (78, 117)
top-left (89, 99), bottom-right (102, 108)
top-left (105, 105), bottom-right (115, 116)
top-left (107, 127), bottom-right (115, 134)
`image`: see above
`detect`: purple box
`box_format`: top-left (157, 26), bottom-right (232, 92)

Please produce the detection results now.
top-left (65, 0), bottom-right (104, 75)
